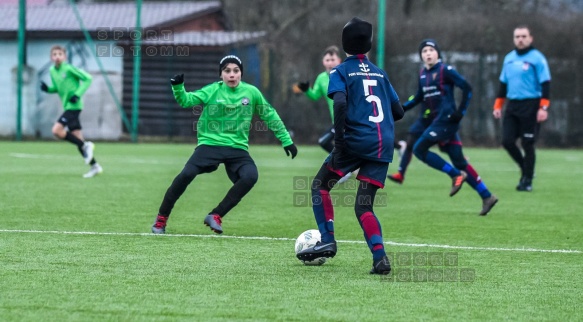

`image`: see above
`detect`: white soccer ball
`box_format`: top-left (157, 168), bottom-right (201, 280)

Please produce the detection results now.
top-left (295, 229), bottom-right (327, 266)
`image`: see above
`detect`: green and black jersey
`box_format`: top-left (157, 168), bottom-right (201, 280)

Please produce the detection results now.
top-left (46, 62), bottom-right (92, 111)
top-left (304, 71), bottom-right (333, 123)
top-left (172, 81), bottom-right (293, 150)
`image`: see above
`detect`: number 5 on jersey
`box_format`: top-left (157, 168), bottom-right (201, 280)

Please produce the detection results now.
top-left (363, 79), bottom-right (384, 123)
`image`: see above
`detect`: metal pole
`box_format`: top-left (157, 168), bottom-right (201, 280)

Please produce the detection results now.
top-left (69, 0), bottom-right (133, 133)
top-left (16, 0), bottom-right (26, 141)
top-left (131, 0), bottom-right (142, 143)
top-left (377, 0), bottom-right (386, 69)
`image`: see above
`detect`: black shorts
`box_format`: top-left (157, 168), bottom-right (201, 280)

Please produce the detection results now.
top-left (57, 110), bottom-right (82, 131)
top-left (186, 145), bottom-right (256, 182)
top-left (503, 99), bottom-right (540, 142)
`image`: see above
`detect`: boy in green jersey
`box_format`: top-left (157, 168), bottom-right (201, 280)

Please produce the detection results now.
top-left (40, 45), bottom-right (102, 178)
top-left (152, 55), bottom-right (298, 234)
top-left (292, 45), bottom-right (341, 153)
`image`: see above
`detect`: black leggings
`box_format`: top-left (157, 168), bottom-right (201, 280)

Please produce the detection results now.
top-left (158, 158), bottom-right (258, 217)
top-left (501, 99), bottom-right (540, 179)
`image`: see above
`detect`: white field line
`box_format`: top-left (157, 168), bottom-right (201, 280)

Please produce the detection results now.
top-left (0, 229), bottom-right (580, 254)
top-left (8, 153), bottom-right (172, 165)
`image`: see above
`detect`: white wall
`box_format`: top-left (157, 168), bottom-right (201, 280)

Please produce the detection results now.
top-left (1, 39), bottom-right (123, 138)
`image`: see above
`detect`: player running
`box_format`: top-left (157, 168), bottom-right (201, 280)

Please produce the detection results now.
top-left (388, 39), bottom-right (497, 215)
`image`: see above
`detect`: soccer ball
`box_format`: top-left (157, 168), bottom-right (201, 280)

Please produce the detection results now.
top-left (295, 229), bottom-right (327, 266)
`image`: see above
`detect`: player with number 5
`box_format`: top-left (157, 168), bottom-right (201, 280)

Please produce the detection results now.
top-left (296, 17), bottom-right (404, 275)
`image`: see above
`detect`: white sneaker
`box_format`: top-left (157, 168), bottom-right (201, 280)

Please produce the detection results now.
top-left (397, 140), bottom-right (407, 158)
top-left (82, 141), bottom-right (95, 164)
top-left (338, 172), bottom-right (352, 184)
top-left (83, 163), bottom-right (103, 178)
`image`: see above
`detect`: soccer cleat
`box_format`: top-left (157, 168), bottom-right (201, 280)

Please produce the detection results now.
top-left (370, 255), bottom-right (392, 275)
top-left (479, 195), bottom-right (499, 216)
top-left (516, 178), bottom-right (533, 192)
top-left (397, 140), bottom-right (407, 158)
top-left (516, 176), bottom-right (525, 190)
top-left (449, 171), bottom-right (467, 197)
top-left (204, 214), bottom-right (223, 234)
top-left (83, 163), bottom-right (103, 178)
top-left (337, 171), bottom-right (352, 184)
top-left (387, 172), bottom-right (404, 184)
top-left (82, 141), bottom-right (95, 164)
top-left (296, 240), bottom-right (337, 262)
top-left (152, 215), bottom-right (168, 234)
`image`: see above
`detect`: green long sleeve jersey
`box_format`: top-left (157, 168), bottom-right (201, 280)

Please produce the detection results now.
top-left (172, 81), bottom-right (293, 151)
top-left (47, 62), bottom-right (92, 111)
top-left (304, 71), bottom-right (333, 123)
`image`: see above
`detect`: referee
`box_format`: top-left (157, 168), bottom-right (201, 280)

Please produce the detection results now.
top-left (493, 25), bottom-right (551, 192)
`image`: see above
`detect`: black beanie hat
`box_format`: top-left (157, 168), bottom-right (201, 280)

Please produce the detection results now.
top-left (342, 17), bottom-right (373, 55)
top-left (418, 39), bottom-right (441, 59)
top-left (219, 55), bottom-right (243, 76)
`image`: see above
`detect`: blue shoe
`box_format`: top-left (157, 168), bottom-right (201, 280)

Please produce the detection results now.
top-left (296, 241), bottom-right (337, 262)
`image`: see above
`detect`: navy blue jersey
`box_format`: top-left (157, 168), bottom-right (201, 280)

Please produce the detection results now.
top-left (328, 55), bottom-right (400, 162)
top-left (403, 62), bottom-right (472, 123)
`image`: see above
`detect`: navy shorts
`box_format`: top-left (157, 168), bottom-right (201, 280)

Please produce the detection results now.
top-left (324, 151), bottom-right (389, 188)
top-left (408, 117), bottom-right (432, 136)
top-left (57, 110), bottom-right (82, 131)
top-left (419, 121), bottom-right (459, 143)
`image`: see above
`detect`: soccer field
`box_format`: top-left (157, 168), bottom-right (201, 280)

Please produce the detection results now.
top-left (1, 141), bottom-right (581, 321)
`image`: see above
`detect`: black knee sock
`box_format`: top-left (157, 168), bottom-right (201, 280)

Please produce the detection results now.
top-left (522, 141), bottom-right (536, 179)
top-left (65, 132), bottom-right (84, 149)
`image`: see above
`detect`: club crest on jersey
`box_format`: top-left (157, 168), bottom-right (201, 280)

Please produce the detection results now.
top-left (522, 62), bottom-right (530, 70)
top-left (62, 73), bottom-right (67, 79)
top-left (241, 97), bottom-right (250, 105)
top-left (432, 73), bottom-right (438, 80)
top-left (359, 63), bottom-right (370, 72)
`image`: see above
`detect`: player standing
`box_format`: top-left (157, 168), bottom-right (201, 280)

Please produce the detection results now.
top-left (492, 25), bottom-right (551, 192)
top-left (152, 55), bottom-right (297, 234)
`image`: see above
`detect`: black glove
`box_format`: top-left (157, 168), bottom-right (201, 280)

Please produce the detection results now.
top-left (297, 81), bottom-right (310, 92)
top-left (449, 110), bottom-right (464, 123)
top-left (40, 82), bottom-right (48, 92)
top-left (170, 74), bottom-right (184, 85)
top-left (69, 95), bottom-right (79, 104)
top-left (283, 144), bottom-right (298, 159)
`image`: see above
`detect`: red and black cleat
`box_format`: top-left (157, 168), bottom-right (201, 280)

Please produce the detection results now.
top-left (152, 214), bottom-right (168, 234)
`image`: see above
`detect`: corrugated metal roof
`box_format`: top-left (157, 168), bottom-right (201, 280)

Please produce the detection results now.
top-left (0, 1), bottom-right (221, 31)
top-left (135, 31), bottom-right (267, 46)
